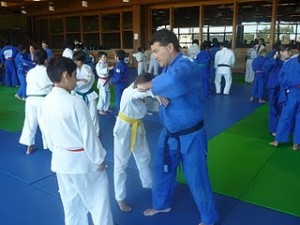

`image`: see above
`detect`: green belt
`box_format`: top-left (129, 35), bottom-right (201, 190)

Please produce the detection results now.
top-left (76, 88), bottom-right (94, 104)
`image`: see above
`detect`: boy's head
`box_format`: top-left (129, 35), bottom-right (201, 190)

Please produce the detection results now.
top-left (34, 49), bottom-right (48, 65)
top-left (72, 50), bottom-right (85, 67)
top-left (115, 49), bottom-right (126, 61)
top-left (47, 56), bottom-right (77, 92)
top-left (134, 72), bottom-right (155, 92)
top-left (98, 51), bottom-right (107, 62)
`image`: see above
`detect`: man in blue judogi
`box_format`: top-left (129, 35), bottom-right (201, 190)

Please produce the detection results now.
top-left (263, 44), bottom-right (291, 135)
top-left (143, 29), bottom-right (219, 225)
top-left (110, 49), bottom-right (129, 112)
top-left (269, 56), bottom-right (300, 150)
top-left (0, 44), bottom-right (19, 86)
top-left (195, 42), bottom-right (212, 97)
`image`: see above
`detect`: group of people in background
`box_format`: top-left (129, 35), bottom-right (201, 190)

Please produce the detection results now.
top-left (1, 29), bottom-right (300, 225)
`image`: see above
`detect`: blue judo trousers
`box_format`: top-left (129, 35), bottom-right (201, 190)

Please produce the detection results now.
top-left (263, 57), bottom-right (285, 133)
top-left (251, 55), bottom-right (267, 99)
top-left (151, 53), bottom-right (219, 225)
top-left (15, 52), bottom-right (34, 98)
top-left (195, 50), bottom-right (212, 97)
top-left (275, 57), bottom-right (300, 144)
top-left (110, 60), bottom-right (128, 112)
top-left (0, 45), bottom-right (19, 87)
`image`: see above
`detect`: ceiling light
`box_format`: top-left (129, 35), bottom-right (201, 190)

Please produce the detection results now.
top-left (123, 0), bottom-right (130, 2)
top-left (1, 1), bottom-right (8, 7)
top-left (49, 5), bottom-right (54, 11)
top-left (82, 0), bottom-right (88, 7)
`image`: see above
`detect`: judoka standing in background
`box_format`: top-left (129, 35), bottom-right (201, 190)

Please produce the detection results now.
top-left (39, 56), bottom-right (113, 225)
top-left (148, 51), bottom-right (160, 75)
top-left (19, 49), bottom-right (53, 154)
top-left (133, 47), bottom-right (147, 76)
top-left (73, 50), bottom-right (99, 136)
top-left (214, 42), bottom-right (235, 95)
top-left (187, 39), bottom-right (200, 60)
top-left (143, 29), bottom-right (219, 225)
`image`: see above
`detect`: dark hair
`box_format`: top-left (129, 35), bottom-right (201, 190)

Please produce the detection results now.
top-left (192, 39), bottom-right (199, 45)
top-left (72, 50), bottom-right (86, 62)
top-left (34, 49), bottom-right (47, 65)
top-left (133, 72), bottom-right (155, 88)
top-left (277, 44), bottom-right (291, 53)
top-left (74, 43), bottom-right (84, 50)
top-left (115, 49), bottom-right (126, 60)
top-left (149, 29), bottom-right (180, 52)
top-left (98, 51), bottom-right (107, 58)
top-left (47, 56), bottom-right (77, 83)
top-left (137, 47), bottom-right (143, 52)
top-left (17, 44), bottom-right (26, 52)
top-left (41, 40), bottom-right (49, 45)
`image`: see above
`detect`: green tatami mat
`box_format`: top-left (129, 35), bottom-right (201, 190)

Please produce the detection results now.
top-left (176, 133), bottom-right (275, 198)
top-left (226, 104), bottom-right (272, 141)
top-left (0, 86), bottom-right (25, 132)
top-left (207, 133), bottom-right (276, 198)
top-left (240, 148), bottom-right (300, 217)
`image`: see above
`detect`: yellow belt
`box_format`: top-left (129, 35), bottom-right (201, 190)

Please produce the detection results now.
top-left (118, 112), bottom-right (142, 152)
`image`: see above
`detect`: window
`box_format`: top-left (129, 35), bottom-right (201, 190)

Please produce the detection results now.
top-left (36, 19), bottom-right (48, 43)
top-left (203, 4), bottom-right (234, 47)
top-left (173, 6), bottom-right (200, 48)
top-left (102, 14), bottom-right (120, 48)
top-left (83, 15), bottom-right (99, 32)
top-left (49, 18), bottom-right (64, 48)
top-left (66, 16), bottom-right (80, 32)
top-left (236, 1), bottom-right (272, 48)
top-left (122, 12), bottom-right (133, 49)
top-left (151, 9), bottom-right (170, 34)
top-left (276, 0), bottom-right (300, 48)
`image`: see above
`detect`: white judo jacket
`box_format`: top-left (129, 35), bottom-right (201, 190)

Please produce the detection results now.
top-left (39, 87), bottom-right (106, 174)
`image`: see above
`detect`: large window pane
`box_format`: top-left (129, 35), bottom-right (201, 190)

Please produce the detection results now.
top-left (276, 0), bottom-right (300, 47)
top-left (102, 14), bottom-right (120, 31)
top-left (102, 33), bottom-right (120, 49)
top-left (37, 19), bottom-right (48, 43)
top-left (236, 1), bottom-right (272, 48)
top-left (151, 9), bottom-right (170, 33)
top-left (203, 4), bottom-right (233, 46)
top-left (83, 33), bottom-right (99, 49)
top-left (123, 12), bottom-right (133, 30)
top-left (173, 6), bottom-right (199, 48)
top-left (66, 33), bottom-right (81, 44)
top-left (49, 19), bottom-right (63, 34)
top-left (123, 31), bottom-right (133, 49)
top-left (83, 15), bottom-right (99, 32)
top-left (66, 16), bottom-right (80, 32)
top-left (50, 35), bottom-right (64, 48)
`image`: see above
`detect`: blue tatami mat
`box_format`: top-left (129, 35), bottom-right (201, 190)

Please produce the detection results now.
top-left (0, 129), bottom-right (53, 184)
top-left (0, 172), bottom-right (64, 225)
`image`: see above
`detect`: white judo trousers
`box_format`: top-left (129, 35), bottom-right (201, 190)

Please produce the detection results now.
top-left (19, 97), bottom-right (45, 146)
top-left (113, 84), bottom-right (152, 201)
top-left (148, 52), bottom-right (160, 75)
top-left (245, 48), bottom-right (256, 83)
top-left (57, 170), bottom-right (113, 225)
top-left (214, 47), bottom-right (235, 95)
top-left (39, 87), bottom-right (113, 225)
top-left (133, 52), bottom-right (147, 75)
top-left (19, 65), bottom-right (52, 147)
top-left (96, 60), bottom-right (110, 112)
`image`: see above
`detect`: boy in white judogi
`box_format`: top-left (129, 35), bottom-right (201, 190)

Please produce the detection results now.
top-left (73, 50), bottom-right (99, 136)
top-left (113, 73), bottom-right (158, 212)
top-left (96, 51), bottom-right (112, 115)
top-left (133, 47), bottom-right (147, 75)
top-left (19, 49), bottom-right (53, 154)
top-left (214, 42), bottom-right (235, 95)
top-left (39, 56), bottom-right (113, 225)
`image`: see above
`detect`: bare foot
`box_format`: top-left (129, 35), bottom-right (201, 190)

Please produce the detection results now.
top-left (259, 99), bottom-right (266, 103)
top-left (292, 144), bottom-right (300, 151)
top-left (269, 141), bottom-right (279, 147)
top-left (26, 145), bottom-right (34, 154)
top-left (143, 207), bottom-right (171, 216)
top-left (250, 96), bottom-right (254, 102)
top-left (117, 201), bottom-right (132, 212)
top-left (272, 132), bottom-right (276, 137)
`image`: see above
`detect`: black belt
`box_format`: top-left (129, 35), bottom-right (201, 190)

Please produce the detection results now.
top-left (218, 64), bottom-right (231, 67)
top-left (163, 120), bottom-right (204, 173)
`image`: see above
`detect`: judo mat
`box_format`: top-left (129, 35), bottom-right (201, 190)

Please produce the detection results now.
top-left (0, 86), bottom-right (25, 132)
top-left (177, 104), bottom-right (300, 217)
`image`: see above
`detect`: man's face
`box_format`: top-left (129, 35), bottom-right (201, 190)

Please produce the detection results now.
top-left (151, 42), bottom-right (172, 67)
top-left (42, 43), bottom-right (47, 50)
